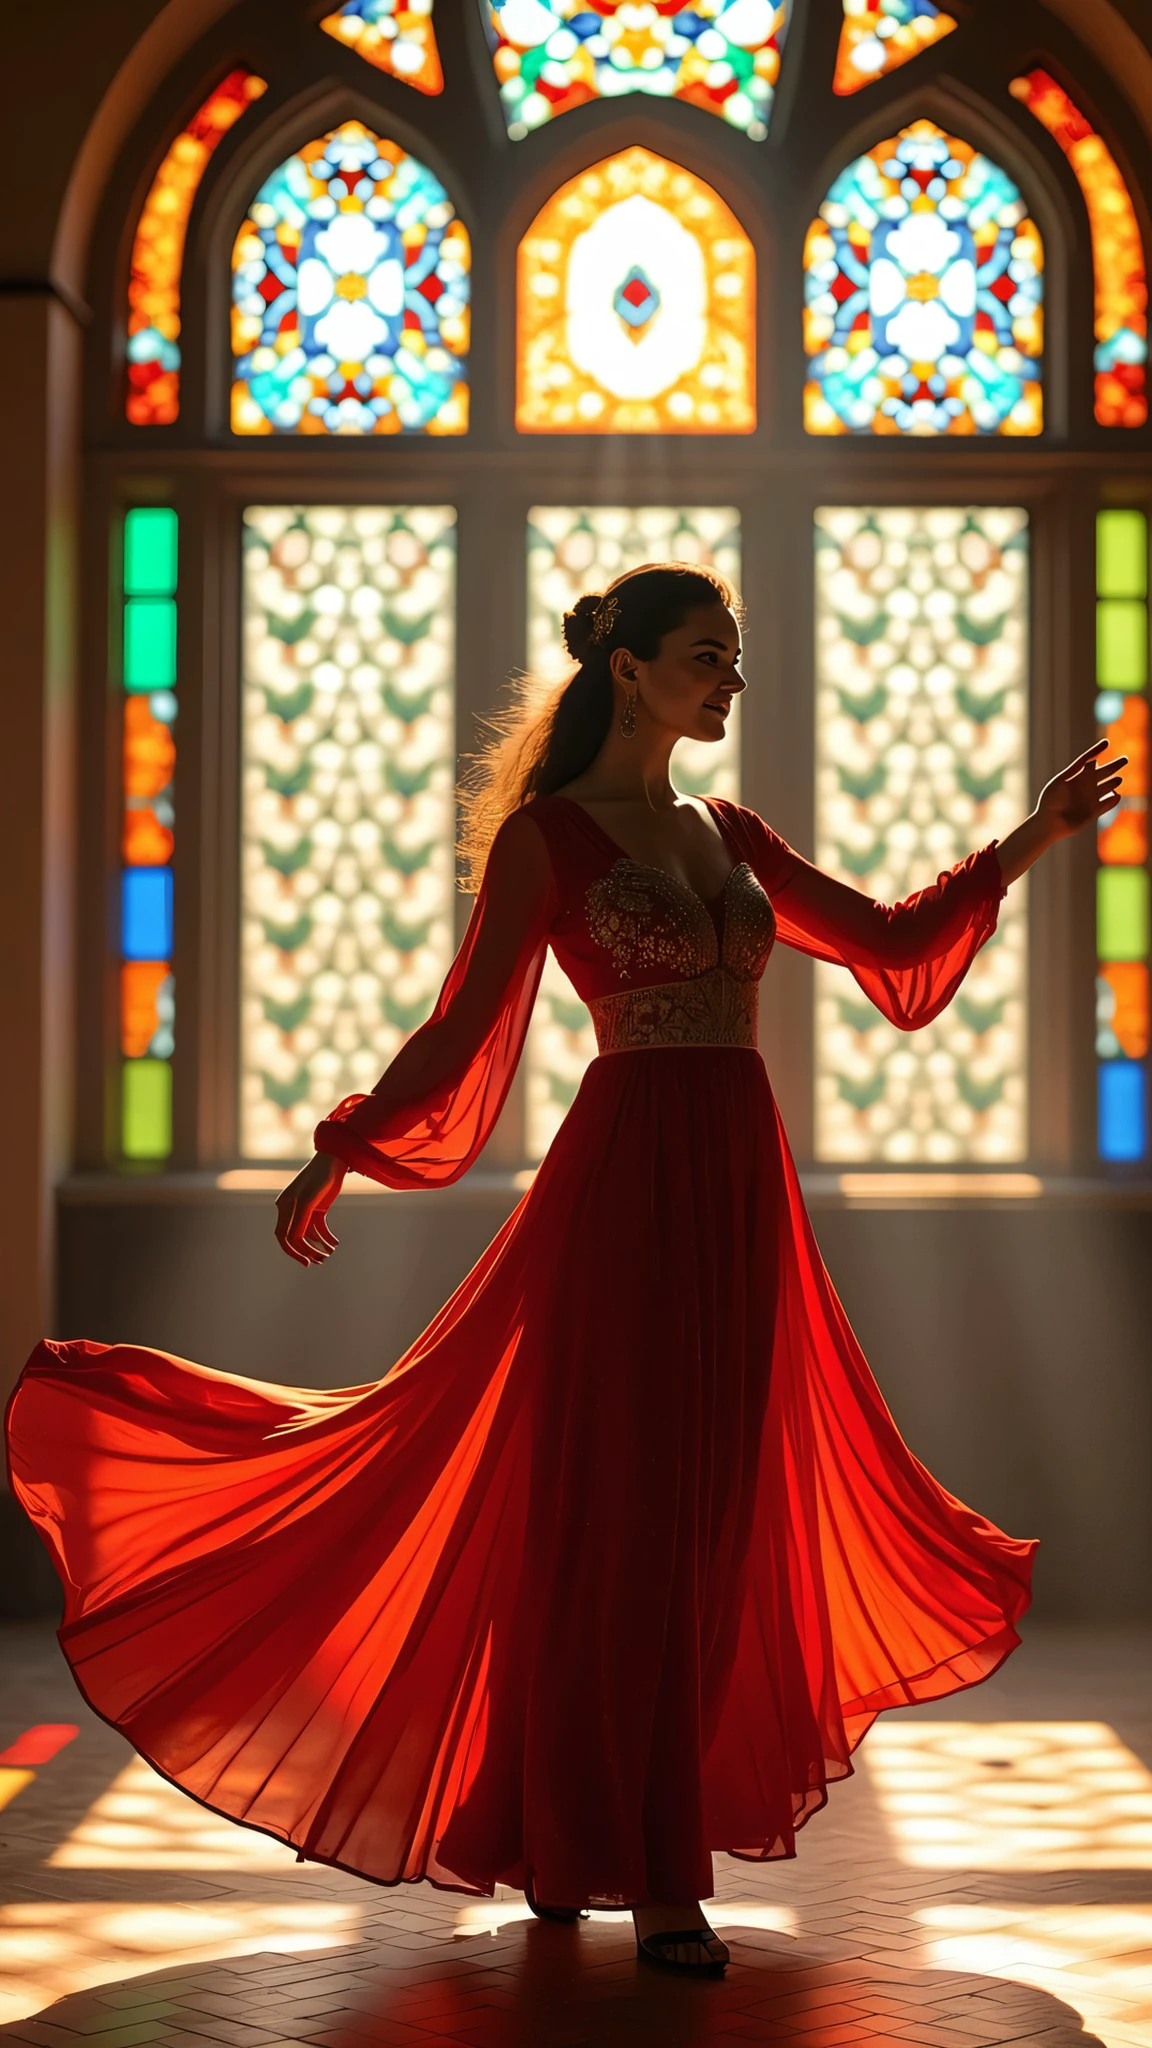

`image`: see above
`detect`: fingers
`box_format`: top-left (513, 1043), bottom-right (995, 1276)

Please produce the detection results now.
top-left (274, 1194), bottom-right (338, 1267)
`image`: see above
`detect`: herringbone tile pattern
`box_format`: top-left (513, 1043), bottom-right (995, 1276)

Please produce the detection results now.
top-left (3, 1624), bottom-right (1151, 2048)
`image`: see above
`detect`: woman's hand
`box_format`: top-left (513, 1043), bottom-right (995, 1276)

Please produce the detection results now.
top-left (1036, 737), bottom-right (1128, 842)
top-left (275, 1151), bottom-right (347, 1268)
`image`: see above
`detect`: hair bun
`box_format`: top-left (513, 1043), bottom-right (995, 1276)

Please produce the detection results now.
top-left (562, 592), bottom-right (606, 663)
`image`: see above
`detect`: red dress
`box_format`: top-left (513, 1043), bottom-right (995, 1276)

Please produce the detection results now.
top-left (5, 794), bottom-right (1036, 1910)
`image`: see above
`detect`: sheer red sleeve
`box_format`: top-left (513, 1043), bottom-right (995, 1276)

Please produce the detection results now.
top-left (312, 808), bottom-right (557, 1187)
top-left (737, 806), bottom-right (1008, 1032)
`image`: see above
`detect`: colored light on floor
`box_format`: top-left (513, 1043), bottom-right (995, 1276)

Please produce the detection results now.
top-left (0, 1725), bottom-right (79, 1767)
top-left (121, 866), bottom-right (173, 959)
top-left (124, 597), bottom-right (177, 691)
top-left (124, 508), bottom-right (178, 594)
top-left (121, 1058), bottom-right (173, 1159)
top-left (1099, 1060), bottom-right (1147, 1159)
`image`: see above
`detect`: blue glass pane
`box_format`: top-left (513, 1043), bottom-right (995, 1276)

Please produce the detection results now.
top-left (122, 867), bottom-right (174, 961)
top-left (1098, 1059), bottom-right (1147, 1161)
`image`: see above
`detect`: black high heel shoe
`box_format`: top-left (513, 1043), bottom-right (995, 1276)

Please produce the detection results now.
top-left (635, 1924), bottom-right (729, 1975)
top-left (523, 1872), bottom-right (589, 1923)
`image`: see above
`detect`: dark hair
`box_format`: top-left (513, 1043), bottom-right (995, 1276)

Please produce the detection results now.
top-left (457, 562), bottom-right (743, 891)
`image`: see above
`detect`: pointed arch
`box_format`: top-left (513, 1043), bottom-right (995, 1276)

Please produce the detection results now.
top-left (803, 116), bottom-right (1044, 436)
top-left (126, 69), bottom-right (267, 424)
top-left (229, 117), bottom-right (470, 436)
top-left (1011, 68), bottom-right (1147, 428)
top-left (515, 145), bottom-right (755, 433)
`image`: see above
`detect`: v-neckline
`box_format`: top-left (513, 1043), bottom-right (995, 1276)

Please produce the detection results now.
top-left (549, 793), bottom-right (744, 912)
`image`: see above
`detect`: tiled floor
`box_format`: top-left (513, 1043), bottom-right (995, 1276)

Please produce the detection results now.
top-left (3, 1623), bottom-right (1152, 2048)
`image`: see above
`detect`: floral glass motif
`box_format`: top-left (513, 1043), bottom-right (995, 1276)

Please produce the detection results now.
top-left (1096, 510), bottom-right (1150, 1161)
top-left (127, 70), bottom-right (267, 425)
top-left (1011, 69), bottom-right (1147, 429)
top-left (121, 509), bottom-right (179, 1162)
top-left (241, 507), bottom-right (457, 1159)
top-left (320, 0), bottom-right (444, 92)
top-left (813, 508), bottom-right (1030, 1164)
top-left (481, 0), bottom-right (790, 142)
top-left (804, 120), bottom-right (1044, 436)
top-left (833, 0), bottom-right (955, 96)
top-left (524, 507), bottom-right (742, 1162)
top-left (517, 148), bottom-right (755, 433)
top-left (231, 121), bottom-right (470, 436)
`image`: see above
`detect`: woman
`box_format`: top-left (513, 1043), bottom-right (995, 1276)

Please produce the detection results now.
top-left (6, 564), bottom-right (1121, 1980)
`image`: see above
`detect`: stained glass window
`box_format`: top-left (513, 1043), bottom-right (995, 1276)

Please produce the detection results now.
top-left (121, 509), bottom-right (178, 1161)
top-left (126, 70), bottom-right (266, 425)
top-left (813, 508), bottom-right (1029, 1163)
top-left (833, 0), bottom-right (955, 96)
top-left (1096, 510), bottom-right (1150, 1161)
top-left (481, 0), bottom-right (789, 142)
top-left (517, 148), bottom-right (755, 434)
top-left (231, 122), bottom-right (470, 437)
top-left (804, 120), bottom-right (1044, 437)
top-left (1011, 70), bottom-right (1147, 429)
top-left (524, 507), bottom-right (742, 1161)
top-left (241, 507), bottom-right (457, 1158)
top-left (320, 0), bottom-right (444, 91)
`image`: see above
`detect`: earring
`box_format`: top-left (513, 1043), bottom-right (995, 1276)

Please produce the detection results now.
top-left (620, 691), bottom-right (638, 738)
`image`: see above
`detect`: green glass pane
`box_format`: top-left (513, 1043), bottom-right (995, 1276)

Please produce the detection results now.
top-left (1097, 510), bottom-right (1147, 600)
top-left (125, 598), bottom-right (176, 691)
top-left (121, 1058), bottom-right (172, 1159)
top-left (1097, 599), bottom-right (1148, 691)
top-left (1098, 866), bottom-right (1150, 963)
top-left (124, 508), bottom-right (177, 596)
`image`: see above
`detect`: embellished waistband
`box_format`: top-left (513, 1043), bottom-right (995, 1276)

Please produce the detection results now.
top-left (588, 968), bottom-right (759, 1055)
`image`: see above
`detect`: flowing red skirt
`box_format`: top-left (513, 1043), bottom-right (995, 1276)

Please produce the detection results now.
top-left (5, 1046), bottom-right (1035, 1909)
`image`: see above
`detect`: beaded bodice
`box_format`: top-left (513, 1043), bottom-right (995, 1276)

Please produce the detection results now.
top-left (527, 796), bottom-right (778, 1054)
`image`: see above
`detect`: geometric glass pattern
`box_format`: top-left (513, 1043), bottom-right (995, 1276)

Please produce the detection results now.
top-left (319, 0), bottom-right (444, 92)
top-left (121, 509), bottom-right (178, 1162)
top-left (833, 0), bottom-right (955, 97)
top-left (230, 122), bottom-right (470, 437)
top-left (480, 0), bottom-right (790, 142)
top-left (1011, 69), bottom-right (1148, 429)
top-left (1096, 509), bottom-right (1149, 1161)
top-left (804, 120), bottom-right (1044, 437)
top-left (240, 507), bottom-right (457, 1159)
top-left (516, 148), bottom-right (755, 433)
top-left (524, 506), bottom-right (742, 1163)
top-left (126, 70), bottom-right (267, 425)
top-left (813, 507), bottom-right (1030, 1163)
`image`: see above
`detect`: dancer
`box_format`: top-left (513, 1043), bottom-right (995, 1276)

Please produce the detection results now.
top-left (7, 565), bottom-right (1120, 1979)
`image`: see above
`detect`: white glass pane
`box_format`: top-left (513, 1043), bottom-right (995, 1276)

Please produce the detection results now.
top-left (240, 505), bottom-right (456, 1158)
top-left (525, 507), bottom-right (742, 1162)
top-left (813, 506), bottom-right (1029, 1163)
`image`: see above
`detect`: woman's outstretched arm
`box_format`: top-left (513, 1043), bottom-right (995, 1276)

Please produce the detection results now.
top-left (741, 739), bottom-right (1127, 1030)
top-left (276, 808), bottom-right (557, 1265)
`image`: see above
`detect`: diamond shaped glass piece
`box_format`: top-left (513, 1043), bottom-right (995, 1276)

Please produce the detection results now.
top-left (613, 266), bottom-right (660, 330)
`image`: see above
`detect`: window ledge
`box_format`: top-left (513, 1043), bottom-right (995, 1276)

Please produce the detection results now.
top-left (55, 1169), bottom-right (1152, 1210)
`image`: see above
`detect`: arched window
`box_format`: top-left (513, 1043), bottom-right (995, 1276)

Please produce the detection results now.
top-left (804, 118), bottom-right (1044, 437)
top-left (516, 147), bottom-right (755, 433)
top-left (230, 121), bottom-right (470, 437)
top-left (88, 5), bottom-right (1152, 1188)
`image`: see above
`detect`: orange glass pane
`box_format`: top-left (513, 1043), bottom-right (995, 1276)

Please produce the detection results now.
top-left (319, 3), bottom-right (443, 93)
top-left (1100, 961), bottom-right (1150, 1058)
top-left (833, 0), bottom-right (956, 96)
top-left (123, 808), bottom-right (174, 865)
top-left (127, 70), bottom-right (267, 425)
top-left (1099, 805), bottom-right (1148, 864)
top-left (1011, 70), bottom-right (1147, 428)
top-left (123, 693), bottom-right (175, 799)
top-left (516, 147), bottom-right (755, 434)
top-left (121, 961), bottom-right (169, 1058)
top-left (1104, 693), bottom-right (1148, 794)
